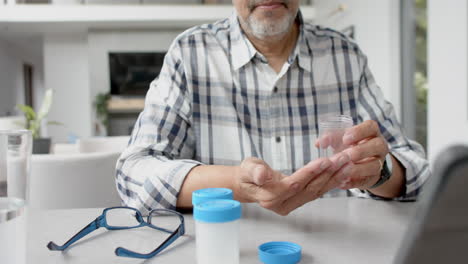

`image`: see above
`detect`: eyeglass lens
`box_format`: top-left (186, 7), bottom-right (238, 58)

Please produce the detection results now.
top-left (148, 210), bottom-right (181, 233)
top-left (105, 208), bottom-right (141, 228)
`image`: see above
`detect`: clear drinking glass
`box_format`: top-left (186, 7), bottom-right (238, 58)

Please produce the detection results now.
top-left (317, 115), bottom-right (353, 158)
top-left (0, 130), bottom-right (32, 264)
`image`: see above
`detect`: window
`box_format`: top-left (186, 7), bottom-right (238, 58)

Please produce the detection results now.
top-left (414, 0), bottom-right (427, 151)
top-left (401, 0), bottom-right (427, 151)
top-left (23, 63), bottom-right (34, 108)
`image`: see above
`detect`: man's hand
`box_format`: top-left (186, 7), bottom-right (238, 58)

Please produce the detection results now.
top-left (234, 153), bottom-right (349, 215)
top-left (334, 120), bottom-right (389, 190)
top-left (234, 157), bottom-right (288, 203)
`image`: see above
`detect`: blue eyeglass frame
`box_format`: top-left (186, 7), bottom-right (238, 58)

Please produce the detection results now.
top-left (47, 206), bottom-right (185, 259)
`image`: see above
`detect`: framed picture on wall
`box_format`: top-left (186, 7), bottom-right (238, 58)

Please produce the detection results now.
top-left (23, 64), bottom-right (34, 108)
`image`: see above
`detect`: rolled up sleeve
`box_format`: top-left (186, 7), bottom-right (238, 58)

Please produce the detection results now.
top-left (115, 40), bottom-right (202, 213)
top-left (351, 51), bottom-right (431, 201)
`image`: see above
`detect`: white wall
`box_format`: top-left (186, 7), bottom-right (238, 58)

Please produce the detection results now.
top-left (88, 30), bottom-right (182, 134)
top-left (13, 2), bottom-right (401, 142)
top-left (312, 0), bottom-right (401, 119)
top-left (427, 0), bottom-right (468, 161)
top-left (0, 39), bottom-right (18, 116)
top-left (0, 37), bottom-right (44, 117)
top-left (43, 34), bottom-right (92, 142)
top-left (43, 30), bottom-right (181, 140)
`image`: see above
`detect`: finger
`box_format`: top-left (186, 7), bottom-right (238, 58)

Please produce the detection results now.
top-left (316, 162), bottom-right (349, 193)
top-left (278, 155), bottom-right (348, 215)
top-left (303, 165), bottom-right (338, 197)
top-left (267, 153), bottom-right (356, 215)
top-left (329, 152), bottom-right (351, 171)
top-left (332, 162), bottom-right (354, 184)
top-left (269, 192), bottom-right (311, 216)
top-left (252, 166), bottom-right (272, 186)
top-left (260, 158), bottom-right (335, 212)
top-left (343, 120), bottom-right (380, 145)
top-left (239, 157), bottom-right (273, 186)
top-left (316, 134), bottom-right (331, 149)
top-left (278, 166), bottom-right (338, 215)
top-left (344, 137), bottom-right (388, 162)
top-left (240, 180), bottom-right (290, 203)
top-left (281, 158), bottom-right (332, 196)
top-left (337, 159), bottom-right (382, 189)
top-left (329, 130), bottom-right (347, 150)
top-left (314, 139), bottom-right (319, 148)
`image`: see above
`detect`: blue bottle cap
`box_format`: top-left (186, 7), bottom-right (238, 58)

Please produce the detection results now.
top-left (192, 188), bottom-right (233, 206)
top-left (194, 199), bottom-right (241, 223)
top-left (258, 241), bottom-right (302, 264)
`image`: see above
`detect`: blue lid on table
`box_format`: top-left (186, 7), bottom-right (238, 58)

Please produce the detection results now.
top-left (192, 188), bottom-right (233, 206)
top-left (258, 241), bottom-right (302, 264)
top-left (193, 199), bottom-right (241, 223)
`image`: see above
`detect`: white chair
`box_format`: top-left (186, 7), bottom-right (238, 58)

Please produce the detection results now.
top-left (29, 152), bottom-right (122, 209)
top-left (0, 116), bottom-right (24, 130)
top-left (77, 136), bottom-right (130, 153)
top-left (52, 143), bottom-right (80, 154)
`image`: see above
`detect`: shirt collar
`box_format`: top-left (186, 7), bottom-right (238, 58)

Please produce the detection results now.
top-left (289, 11), bottom-right (312, 73)
top-left (229, 10), bottom-right (312, 73)
top-left (230, 12), bottom-right (257, 71)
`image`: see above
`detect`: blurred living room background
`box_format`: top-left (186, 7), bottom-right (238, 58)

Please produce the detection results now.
top-left (0, 0), bottom-right (466, 164)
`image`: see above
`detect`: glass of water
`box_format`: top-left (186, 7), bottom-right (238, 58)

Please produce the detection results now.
top-left (317, 115), bottom-right (353, 158)
top-left (0, 130), bottom-right (32, 264)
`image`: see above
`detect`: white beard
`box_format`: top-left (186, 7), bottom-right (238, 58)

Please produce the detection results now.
top-left (241, 7), bottom-right (297, 39)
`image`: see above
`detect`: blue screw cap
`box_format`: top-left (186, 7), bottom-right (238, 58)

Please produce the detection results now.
top-left (192, 188), bottom-right (233, 206)
top-left (194, 199), bottom-right (241, 223)
top-left (258, 241), bottom-right (302, 264)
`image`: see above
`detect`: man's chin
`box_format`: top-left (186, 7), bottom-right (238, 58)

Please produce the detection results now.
top-left (250, 14), bottom-right (288, 29)
top-left (249, 26), bottom-right (290, 40)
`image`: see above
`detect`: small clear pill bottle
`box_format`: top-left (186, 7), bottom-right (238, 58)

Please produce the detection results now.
top-left (318, 114), bottom-right (354, 158)
top-left (192, 188), bottom-right (233, 206)
top-left (194, 199), bottom-right (242, 264)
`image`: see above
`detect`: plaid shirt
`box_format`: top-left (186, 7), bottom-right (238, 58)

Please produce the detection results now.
top-left (116, 12), bottom-right (430, 213)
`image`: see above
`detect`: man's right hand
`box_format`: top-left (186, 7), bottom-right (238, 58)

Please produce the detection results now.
top-left (234, 157), bottom-right (288, 203)
top-left (234, 154), bottom-right (350, 216)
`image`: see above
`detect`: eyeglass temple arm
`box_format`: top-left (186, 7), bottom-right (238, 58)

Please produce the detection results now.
top-left (115, 226), bottom-right (183, 259)
top-left (47, 215), bottom-right (105, 251)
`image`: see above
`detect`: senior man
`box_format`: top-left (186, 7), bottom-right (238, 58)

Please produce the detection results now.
top-left (116, 0), bottom-right (430, 215)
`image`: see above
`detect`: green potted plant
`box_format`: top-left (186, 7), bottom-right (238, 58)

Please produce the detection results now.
top-left (94, 92), bottom-right (111, 136)
top-left (17, 89), bottom-right (61, 154)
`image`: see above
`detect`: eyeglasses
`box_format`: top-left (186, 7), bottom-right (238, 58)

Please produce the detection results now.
top-left (47, 206), bottom-right (185, 259)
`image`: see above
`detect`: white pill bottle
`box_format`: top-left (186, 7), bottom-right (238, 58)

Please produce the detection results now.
top-left (194, 199), bottom-right (242, 264)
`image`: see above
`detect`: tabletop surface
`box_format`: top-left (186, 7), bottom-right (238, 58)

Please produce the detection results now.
top-left (26, 197), bottom-right (417, 264)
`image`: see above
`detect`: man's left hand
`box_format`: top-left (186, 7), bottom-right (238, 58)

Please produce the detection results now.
top-left (335, 120), bottom-right (389, 190)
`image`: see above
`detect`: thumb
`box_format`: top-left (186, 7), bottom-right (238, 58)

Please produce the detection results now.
top-left (240, 157), bottom-right (274, 186)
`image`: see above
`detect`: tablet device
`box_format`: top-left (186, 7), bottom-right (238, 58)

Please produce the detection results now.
top-left (395, 145), bottom-right (468, 263)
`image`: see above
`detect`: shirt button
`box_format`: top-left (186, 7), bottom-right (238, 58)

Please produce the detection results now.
top-left (273, 87), bottom-right (278, 93)
top-left (275, 136), bottom-right (281, 143)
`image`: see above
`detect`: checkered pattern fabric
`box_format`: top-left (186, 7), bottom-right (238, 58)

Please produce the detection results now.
top-left (115, 12), bottom-right (430, 213)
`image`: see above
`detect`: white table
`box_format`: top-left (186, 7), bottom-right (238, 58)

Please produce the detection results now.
top-left (26, 198), bottom-right (417, 264)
